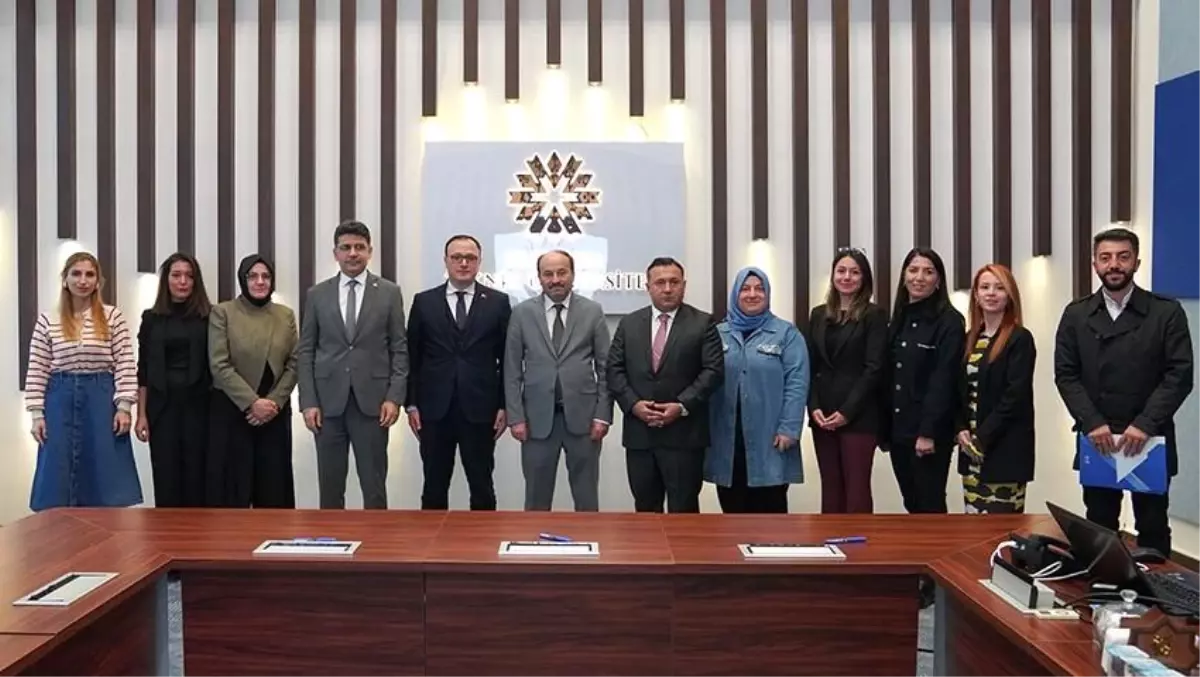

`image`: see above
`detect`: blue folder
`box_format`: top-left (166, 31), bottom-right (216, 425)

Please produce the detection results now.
top-left (1078, 433), bottom-right (1168, 494)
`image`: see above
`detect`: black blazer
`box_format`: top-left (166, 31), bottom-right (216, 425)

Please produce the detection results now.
top-left (136, 310), bottom-right (210, 418)
top-left (807, 303), bottom-right (888, 436)
top-left (405, 282), bottom-right (512, 424)
top-left (1054, 286), bottom-right (1194, 476)
top-left (883, 297), bottom-right (966, 444)
top-left (607, 304), bottom-right (724, 450)
top-left (955, 326), bottom-right (1036, 483)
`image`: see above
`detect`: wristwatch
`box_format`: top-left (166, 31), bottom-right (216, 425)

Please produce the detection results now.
top-left (679, 404), bottom-right (689, 417)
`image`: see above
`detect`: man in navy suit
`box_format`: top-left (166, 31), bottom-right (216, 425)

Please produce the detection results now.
top-left (405, 235), bottom-right (512, 510)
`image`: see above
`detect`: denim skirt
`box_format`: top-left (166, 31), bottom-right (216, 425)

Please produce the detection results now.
top-left (30, 372), bottom-right (144, 511)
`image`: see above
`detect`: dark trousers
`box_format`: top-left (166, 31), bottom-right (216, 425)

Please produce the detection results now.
top-left (1083, 485), bottom-right (1172, 555)
top-left (627, 447), bottom-right (703, 513)
top-left (715, 427), bottom-right (788, 514)
top-left (888, 440), bottom-right (952, 514)
top-left (146, 385), bottom-right (209, 508)
top-left (419, 397), bottom-right (497, 510)
top-left (812, 429), bottom-right (877, 514)
top-left (207, 391), bottom-right (295, 509)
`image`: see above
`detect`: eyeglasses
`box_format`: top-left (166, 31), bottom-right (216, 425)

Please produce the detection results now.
top-left (448, 254), bottom-right (480, 264)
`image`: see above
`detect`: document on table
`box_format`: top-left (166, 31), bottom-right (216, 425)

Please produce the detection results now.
top-left (498, 541), bottom-right (600, 556)
top-left (253, 539), bottom-right (362, 556)
top-left (738, 544), bottom-right (847, 560)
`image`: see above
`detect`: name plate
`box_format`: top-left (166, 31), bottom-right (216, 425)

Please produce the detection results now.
top-left (13, 572), bottom-right (118, 607)
top-left (253, 539), bottom-right (361, 556)
top-left (499, 541), bottom-right (600, 557)
top-left (738, 543), bottom-right (846, 560)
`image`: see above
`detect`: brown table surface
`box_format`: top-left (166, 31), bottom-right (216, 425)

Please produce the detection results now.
top-left (0, 635), bottom-right (53, 675)
top-left (2, 508), bottom-right (1178, 676)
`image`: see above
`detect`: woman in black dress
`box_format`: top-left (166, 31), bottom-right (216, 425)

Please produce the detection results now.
top-left (135, 252), bottom-right (213, 507)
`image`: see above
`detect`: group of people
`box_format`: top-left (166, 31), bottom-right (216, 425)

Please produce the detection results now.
top-left (24, 225), bottom-right (1192, 561)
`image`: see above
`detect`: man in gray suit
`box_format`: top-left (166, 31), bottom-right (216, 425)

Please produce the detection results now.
top-left (505, 250), bottom-right (612, 511)
top-left (297, 221), bottom-right (408, 509)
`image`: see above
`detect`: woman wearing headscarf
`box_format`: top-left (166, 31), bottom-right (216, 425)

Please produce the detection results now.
top-left (706, 267), bottom-right (809, 513)
top-left (24, 251), bottom-right (142, 510)
top-left (135, 252), bottom-right (213, 507)
top-left (207, 255), bottom-right (299, 508)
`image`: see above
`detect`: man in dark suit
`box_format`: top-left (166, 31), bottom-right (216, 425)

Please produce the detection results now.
top-left (608, 257), bottom-right (724, 513)
top-left (1054, 227), bottom-right (1194, 556)
top-left (405, 235), bottom-right (512, 510)
top-left (298, 221), bottom-right (409, 510)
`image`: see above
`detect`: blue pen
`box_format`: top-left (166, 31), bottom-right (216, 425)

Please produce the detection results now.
top-left (824, 536), bottom-right (867, 545)
top-left (294, 537), bottom-right (338, 542)
top-left (538, 532), bottom-right (572, 542)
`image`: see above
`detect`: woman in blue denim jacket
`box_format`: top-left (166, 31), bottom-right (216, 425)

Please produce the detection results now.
top-left (706, 267), bottom-right (810, 513)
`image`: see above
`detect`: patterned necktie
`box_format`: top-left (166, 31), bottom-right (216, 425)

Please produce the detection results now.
top-left (345, 279), bottom-right (359, 338)
top-left (552, 304), bottom-right (565, 352)
top-left (455, 291), bottom-right (468, 330)
top-left (652, 313), bottom-right (669, 372)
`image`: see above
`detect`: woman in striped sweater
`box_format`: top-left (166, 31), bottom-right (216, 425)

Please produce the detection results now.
top-left (24, 251), bottom-right (143, 510)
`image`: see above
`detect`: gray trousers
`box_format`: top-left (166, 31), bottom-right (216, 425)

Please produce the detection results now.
top-left (315, 391), bottom-right (389, 509)
top-left (521, 411), bottom-right (600, 511)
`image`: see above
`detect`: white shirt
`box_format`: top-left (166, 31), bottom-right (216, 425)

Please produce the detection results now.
top-left (1102, 288), bottom-right (1132, 321)
top-left (447, 282), bottom-right (477, 318)
top-left (545, 293), bottom-right (572, 336)
top-left (651, 307), bottom-right (679, 342)
top-left (339, 271), bottom-right (368, 324)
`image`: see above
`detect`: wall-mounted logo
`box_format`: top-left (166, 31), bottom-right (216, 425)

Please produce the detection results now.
top-left (508, 152), bottom-right (602, 234)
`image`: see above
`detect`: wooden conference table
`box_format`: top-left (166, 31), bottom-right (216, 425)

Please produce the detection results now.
top-left (0, 508), bottom-right (1161, 675)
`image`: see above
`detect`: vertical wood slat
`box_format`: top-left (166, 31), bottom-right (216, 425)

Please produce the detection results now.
top-left (97, 0), bottom-right (116, 303)
top-left (629, 0), bottom-right (644, 117)
top-left (832, 0), bottom-right (849, 250)
top-left (178, 0), bottom-right (196, 255)
top-left (137, 0), bottom-right (156, 273)
top-left (299, 0), bottom-right (316, 309)
top-left (546, 0), bottom-right (562, 68)
top-left (56, 0), bottom-right (77, 241)
top-left (792, 0), bottom-right (810, 330)
top-left (505, 0), bottom-right (519, 101)
top-left (912, 0), bottom-right (931, 249)
top-left (710, 0), bottom-right (728, 318)
top-left (1072, 0), bottom-right (1093, 299)
top-left (341, 0), bottom-right (356, 219)
top-left (381, 0), bottom-right (398, 281)
top-left (872, 0), bottom-right (891, 311)
top-left (1111, 0), bottom-right (1133, 222)
top-left (751, 0), bottom-right (768, 240)
top-left (588, 0), bottom-right (602, 84)
top-left (992, 0), bottom-right (1013, 268)
top-left (17, 0), bottom-right (38, 387)
top-left (217, 0), bottom-right (235, 301)
top-left (258, 0), bottom-right (276, 263)
top-left (421, 0), bottom-right (437, 116)
top-left (669, 0), bottom-right (685, 100)
top-left (1031, 0), bottom-right (1052, 256)
top-left (951, 0), bottom-right (972, 290)
top-left (463, 0), bottom-right (478, 84)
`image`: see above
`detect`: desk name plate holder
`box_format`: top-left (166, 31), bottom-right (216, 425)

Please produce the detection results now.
top-left (738, 543), bottom-right (847, 560)
top-left (499, 541), bottom-right (600, 556)
top-left (253, 539), bottom-right (362, 556)
top-left (13, 572), bottom-right (119, 607)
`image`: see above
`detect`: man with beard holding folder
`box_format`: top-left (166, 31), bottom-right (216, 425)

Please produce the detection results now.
top-left (1054, 227), bottom-right (1194, 557)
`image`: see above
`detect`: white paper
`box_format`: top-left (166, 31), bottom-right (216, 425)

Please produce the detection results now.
top-left (498, 541), bottom-right (599, 556)
top-left (13, 572), bottom-right (118, 606)
top-left (1112, 435), bottom-right (1166, 480)
top-left (253, 539), bottom-right (361, 556)
top-left (738, 544), bottom-right (846, 559)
